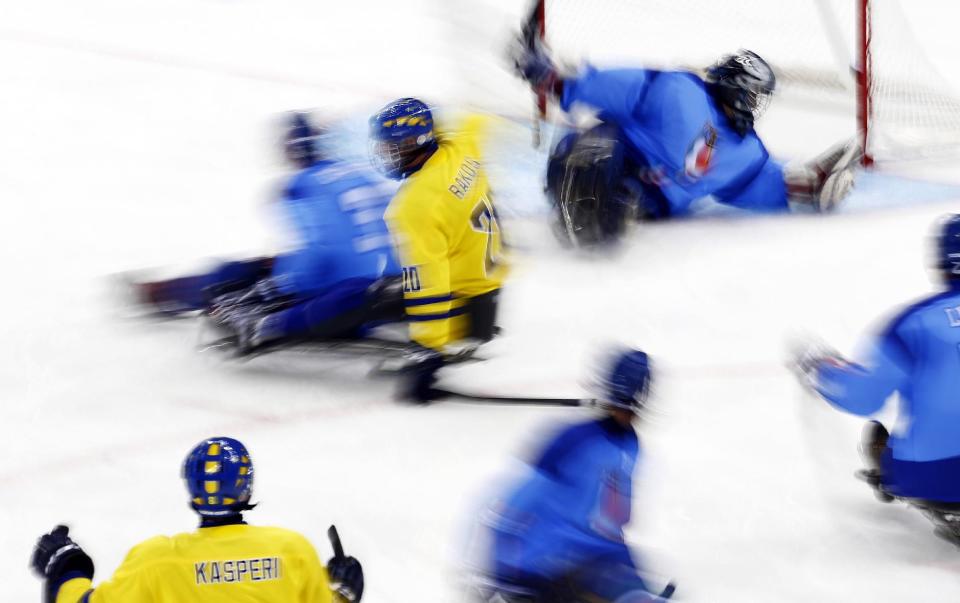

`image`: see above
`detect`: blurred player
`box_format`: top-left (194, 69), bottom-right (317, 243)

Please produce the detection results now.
top-left (475, 349), bottom-right (675, 602)
top-left (369, 98), bottom-right (508, 401)
top-left (793, 215), bottom-right (960, 544)
top-left (31, 436), bottom-right (364, 602)
top-left (513, 37), bottom-right (860, 246)
top-left (131, 111), bottom-right (402, 355)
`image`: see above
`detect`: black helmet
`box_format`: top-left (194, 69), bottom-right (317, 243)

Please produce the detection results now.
top-left (282, 111), bottom-right (325, 168)
top-left (598, 348), bottom-right (651, 413)
top-left (936, 214), bottom-right (960, 279)
top-left (706, 50), bottom-right (776, 136)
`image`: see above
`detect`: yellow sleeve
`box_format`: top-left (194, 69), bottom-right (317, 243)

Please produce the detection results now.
top-left (466, 113), bottom-right (495, 154)
top-left (295, 535), bottom-right (334, 603)
top-left (55, 577), bottom-right (93, 603)
top-left (389, 192), bottom-right (455, 351)
top-left (441, 112), bottom-right (495, 154)
top-left (55, 539), bottom-right (161, 603)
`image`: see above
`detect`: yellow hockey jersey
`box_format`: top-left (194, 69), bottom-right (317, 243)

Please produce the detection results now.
top-left (386, 114), bottom-right (508, 350)
top-left (56, 524), bottom-right (337, 603)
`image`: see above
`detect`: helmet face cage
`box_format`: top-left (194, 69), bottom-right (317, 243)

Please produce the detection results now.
top-left (605, 374), bottom-right (651, 412)
top-left (285, 133), bottom-right (320, 164)
top-left (947, 253), bottom-right (960, 278)
top-left (370, 134), bottom-right (433, 180)
top-left (282, 112), bottom-right (326, 166)
top-left (937, 214), bottom-right (960, 277)
top-left (742, 81), bottom-right (773, 120)
top-left (370, 139), bottom-right (402, 178)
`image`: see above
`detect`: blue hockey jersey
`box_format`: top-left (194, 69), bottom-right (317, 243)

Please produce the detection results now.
top-left (271, 159), bottom-right (400, 295)
top-left (487, 417), bottom-right (639, 587)
top-left (816, 283), bottom-right (960, 500)
top-left (561, 66), bottom-right (787, 216)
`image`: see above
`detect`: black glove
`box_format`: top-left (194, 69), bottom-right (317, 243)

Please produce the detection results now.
top-left (510, 35), bottom-right (559, 91)
top-left (399, 347), bottom-right (446, 403)
top-left (31, 525), bottom-right (94, 603)
top-left (209, 277), bottom-right (288, 317)
top-left (207, 278), bottom-right (297, 356)
top-left (789, 338), bottom-right (844, 390)
top-left (327, 555), bottom-right (364, 602)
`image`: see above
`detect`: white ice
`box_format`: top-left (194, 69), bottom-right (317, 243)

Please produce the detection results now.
top-left (3, 1), bottom-right (960, 601)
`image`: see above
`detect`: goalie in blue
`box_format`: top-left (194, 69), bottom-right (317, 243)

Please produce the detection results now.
top-left (130, 112), bottom-right (402, 354)
top-left (475, 349), bottom-right (675, 602)
top-left (794, 215), bottom-right (960, 545)
top-left (513, 39), bottom-right (860, 246)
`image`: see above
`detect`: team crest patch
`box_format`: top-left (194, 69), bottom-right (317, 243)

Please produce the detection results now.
top-left (684, 124), bottom-right (718, 180)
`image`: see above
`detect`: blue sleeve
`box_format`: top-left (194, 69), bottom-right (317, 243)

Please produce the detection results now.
top-left (713, 156), bottom-right (788, 213)
top-left (533, 422), bottom-right (592, 482)
top-left (561, 66), bottom-right (656, 125)
top-left (816, 323), bottom-right (912, 416)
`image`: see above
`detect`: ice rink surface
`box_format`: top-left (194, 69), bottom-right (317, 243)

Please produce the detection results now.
top-left (3, 0), bottom-right (960, 600)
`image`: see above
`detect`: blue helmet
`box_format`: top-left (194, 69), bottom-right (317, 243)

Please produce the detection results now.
top-left (938, 214), bottom-right (960, 279)
top-left (369, 97), bottom-right (438, 179)
top-left (706, 50), bottom-right (775, 136)
top-left (283, 111), bottom-right (324, 167)
top-left (599, 348), bottom-right (652, 412)
top-left (182, 437), bottom-right (254, 517)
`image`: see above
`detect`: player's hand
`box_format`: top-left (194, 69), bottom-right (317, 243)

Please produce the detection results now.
top-left (509, 34), bottom-right (558, 90)
top-left (327, 555), bottom-right (364, 602)
top-left (208, 289), bottom-right (249, 321)
top-left (210, 277), bottom-right (284, 317)
top-left (31, 525), bottom-right (95, 601)
top-left (789, 338), bottom-right (844, 389)
top-left (247, 277), bottom-right (288, 303)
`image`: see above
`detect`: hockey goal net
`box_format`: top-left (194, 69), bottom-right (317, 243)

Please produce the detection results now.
top-left (538, 0), bottom-right (960, 166)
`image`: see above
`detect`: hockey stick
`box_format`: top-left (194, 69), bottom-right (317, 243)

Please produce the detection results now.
top-left (328, 524), bottom-right (345, 559)
top-left (432, 387), bottom-right (599, 408)
top-left (522, 0), bottom-right (546, 148)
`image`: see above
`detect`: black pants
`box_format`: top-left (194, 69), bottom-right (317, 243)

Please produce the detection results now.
top-left (300, 282), bottom-right (500, 343)
top-left (463, 289), bottom-right (500, 342)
